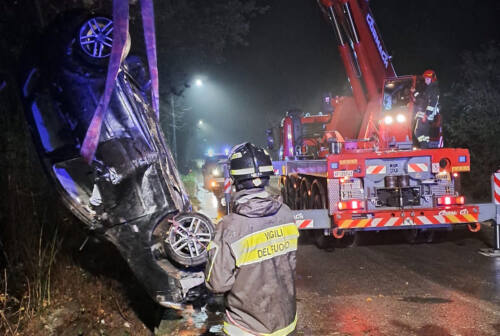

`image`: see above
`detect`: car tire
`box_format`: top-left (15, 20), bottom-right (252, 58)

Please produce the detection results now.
top-left (164, 212), bottom-right (215, 267)
top-left (37, 11), bottom-right (113, 78)
top-left (75, 16), bottom-right (114, 67)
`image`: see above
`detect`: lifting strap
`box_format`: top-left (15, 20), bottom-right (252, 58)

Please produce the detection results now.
top-left (81, 0), bottom-right (160, 163)
top-left (140, 0), bottom-right (160, 120)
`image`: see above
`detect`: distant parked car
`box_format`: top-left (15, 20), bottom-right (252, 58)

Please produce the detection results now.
top-left (20, 11), bottom-right (213, 308)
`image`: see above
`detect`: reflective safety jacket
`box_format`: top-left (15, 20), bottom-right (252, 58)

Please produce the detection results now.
top-left (205, 188), bottom-right (298, 336)
top-left (415, 81), bottom-right (440, 122)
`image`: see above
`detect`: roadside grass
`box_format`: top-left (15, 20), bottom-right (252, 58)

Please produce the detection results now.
top-left (0, 114), bottom-right (65, 335)
top-left (0, 188), bottom-right (154, 336)
top-left (181, 172), bottom-right (201, 210)
top-left (0, 179), bottom-right (63, 334)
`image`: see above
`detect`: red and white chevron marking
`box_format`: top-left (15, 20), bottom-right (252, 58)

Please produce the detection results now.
top-left (338, 213), bottom-right (478, 229)
top-left (224, 178), bottom-right (231, 194)
top-left (296, 219), bottom-right (313, 229)
top-left (494, 172), bottom-right (500, 204)
top-left (408, 163), bottom-right (428, 173)
top-left (366, 165), bottom-right (386, 175)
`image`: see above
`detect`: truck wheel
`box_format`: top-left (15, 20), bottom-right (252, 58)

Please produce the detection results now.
top-left (335, 232), bottom-right (358, 248)
top-left (299, 178), bottom-right (311, 209)
top-left (292, 177), bottom-right (302, 210)
top-left (164, 213), bottom-right (214, 267)
top-left (311, 180), bottom-right (334, 249)
top-left (311, 180), bottom-right (326, 209)
top-left (314, 230), bottom-right (335, 251)
top-left (286, 177), bottom-right (296, 209)
top-left (404, 229), bottom-right (435, 244)
top-left (280, 177), bottom-right (288, 205)
top-left (287, 176), bottom-right (301, 210)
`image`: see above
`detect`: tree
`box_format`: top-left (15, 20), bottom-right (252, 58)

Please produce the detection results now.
top-left (152, 1), bottom-right (268, 90)
top-left (444, 42), bottom-right (500, 201)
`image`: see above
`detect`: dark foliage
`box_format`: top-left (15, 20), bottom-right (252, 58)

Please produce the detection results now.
top-left (444, 43), bottom-right (500, 201)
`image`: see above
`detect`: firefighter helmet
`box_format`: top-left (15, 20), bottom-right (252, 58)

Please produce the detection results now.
top-left (229, 142), bottom-right (273, 190)
top-left (422, 69), bottom-right (437, 82)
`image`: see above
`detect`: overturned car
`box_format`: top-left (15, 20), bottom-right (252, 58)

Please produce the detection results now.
top-left (20, 12), bottom-right (214, 308)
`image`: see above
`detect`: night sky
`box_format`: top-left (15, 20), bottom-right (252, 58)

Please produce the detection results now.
top-left (180, 0), bottom-right (499, 157)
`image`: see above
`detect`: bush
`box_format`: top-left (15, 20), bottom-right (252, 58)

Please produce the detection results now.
top-left (444, 42), bottom-right (500, 201)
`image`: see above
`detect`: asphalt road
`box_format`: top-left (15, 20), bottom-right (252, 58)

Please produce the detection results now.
top-left (295, 229), bottom-right (500, 335)
top-left (157, 183), bottom-right (500, 336)
top-left (196, 179), bottom-right (220, 221)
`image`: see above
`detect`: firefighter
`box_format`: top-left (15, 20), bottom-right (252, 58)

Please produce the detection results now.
top-left (414, 69), bottom-right (440, 148)
top-left (205, 142), bottom-right (298, 336)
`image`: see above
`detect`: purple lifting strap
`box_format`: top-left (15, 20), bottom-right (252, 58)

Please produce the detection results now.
top-left (80, 0), bottom-right (129, 163)
top-left (80, 0), bottom-right (160, 163)
top-left (140, 0), bottom-right (160, 120)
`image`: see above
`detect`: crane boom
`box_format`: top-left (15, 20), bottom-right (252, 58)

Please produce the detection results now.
top-left (319, 0), bottom-right (397, 141)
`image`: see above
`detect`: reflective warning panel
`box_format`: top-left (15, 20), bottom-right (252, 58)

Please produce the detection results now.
top-left (366, 165), bottom-right (386, 175)
top-left (408, 163), bottom-right (428, 173)
top-left (494, 173), bottom-right (500, 204)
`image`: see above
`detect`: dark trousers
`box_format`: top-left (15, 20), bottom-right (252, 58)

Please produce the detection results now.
top-left (414, 118), bottom-right (430, 148)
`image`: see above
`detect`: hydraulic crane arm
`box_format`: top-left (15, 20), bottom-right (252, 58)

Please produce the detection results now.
top-left (346, 0), bottom-right (396, 84)
top-left (318, 0), bottom-right (397, 141)
top-left (318, 0), bottom-right (367, 113)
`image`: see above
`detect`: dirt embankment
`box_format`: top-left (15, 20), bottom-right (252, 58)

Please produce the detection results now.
top-left (1, 224), bottom-right (164, 336)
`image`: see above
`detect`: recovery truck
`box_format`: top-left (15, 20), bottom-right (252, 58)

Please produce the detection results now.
top-left (272, 0), bottom-right (481, 245)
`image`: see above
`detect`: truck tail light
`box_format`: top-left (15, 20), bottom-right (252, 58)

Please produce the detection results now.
top-left (338, 200), bottom-right (364, 210)
top-left (437, 195), bottom-right (465, 206)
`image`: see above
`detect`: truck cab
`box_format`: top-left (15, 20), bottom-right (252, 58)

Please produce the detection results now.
top-left (380, 76), bottom-right (443, 150)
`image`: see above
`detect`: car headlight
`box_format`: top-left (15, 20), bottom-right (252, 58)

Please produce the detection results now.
top-left (384, 115), bottom-right (393, 125)
top-left (212, 168), bottom-right (220, 176)
top-left (396, 114), bottom-right (406, 123)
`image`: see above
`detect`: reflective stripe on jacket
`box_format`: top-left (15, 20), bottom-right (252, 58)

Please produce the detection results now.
top-left (205, 188), bottom-right (298, 335)
top-left (224, 313), bottom-right (297, 336)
